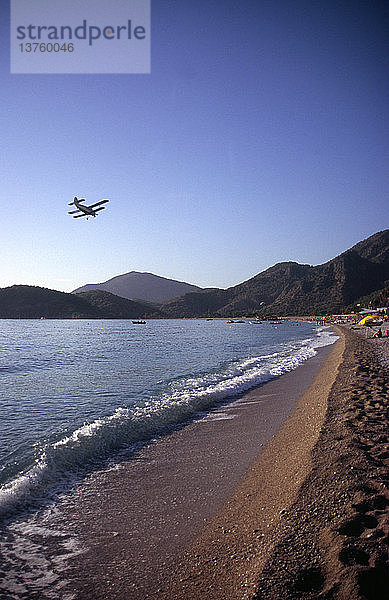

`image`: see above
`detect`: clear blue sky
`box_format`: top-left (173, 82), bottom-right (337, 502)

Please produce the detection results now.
top-left (1, 1), bottom-right (388, 291)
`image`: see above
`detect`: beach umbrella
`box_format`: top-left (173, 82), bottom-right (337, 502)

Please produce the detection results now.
top-left (357, 314), bottom-right (381, 326)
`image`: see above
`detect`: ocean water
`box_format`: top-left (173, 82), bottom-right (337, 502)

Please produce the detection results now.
top-left (0, 318), bottom-right (338, 598)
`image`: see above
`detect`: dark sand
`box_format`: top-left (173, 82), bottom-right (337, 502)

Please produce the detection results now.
top-left (66, 327), bottom-right (389, 600)
top-left (64, 343), bottom-right (335, 599)
top-left (251, 327), bottom-right (389, 600)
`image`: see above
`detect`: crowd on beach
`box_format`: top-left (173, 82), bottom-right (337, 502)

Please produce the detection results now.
top-left (302, 309), bottom-right (389, 366)
top-left (296, 308), bottom-right (389, 336)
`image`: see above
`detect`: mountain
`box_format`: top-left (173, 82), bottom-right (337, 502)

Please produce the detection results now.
top-left (0, 286), bottom-right (160, 319)
top-left (162, 230), bottom-right (389, 317)
top-left (2, 230), bottom-right (388, 319)
top-left (72, 271), bottom-right (202, 303)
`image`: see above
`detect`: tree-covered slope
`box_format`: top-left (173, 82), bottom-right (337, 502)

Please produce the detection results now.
top-left (0, 286), bottom-right (160, 319)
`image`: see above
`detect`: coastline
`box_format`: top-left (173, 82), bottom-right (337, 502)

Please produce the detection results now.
top-left (159, 331), bottom-right (344, 600)
top-left (47, 325), bottom-right (389, 600)
top-left (160, 326), bottom-right (389, 600)
top-left (61, 335), bottom-right (337, 599)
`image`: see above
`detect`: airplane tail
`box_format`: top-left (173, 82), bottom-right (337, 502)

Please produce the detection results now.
top-left (68, 196), bottom-right (77, 206)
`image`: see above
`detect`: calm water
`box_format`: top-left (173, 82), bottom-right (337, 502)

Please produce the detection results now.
top-left (0, 318), bottom-right (337, 521)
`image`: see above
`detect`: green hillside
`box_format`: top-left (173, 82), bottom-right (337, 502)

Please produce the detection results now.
top-left (0, 286), bottom-right (160, 319)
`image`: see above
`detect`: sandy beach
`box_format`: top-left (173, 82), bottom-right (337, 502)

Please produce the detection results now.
top-left (160, 326), bottom-right (389, 600)
top-left (64, 326), bottom-right (388, 600)
top-left (251, 326), bottom-right (389, 600)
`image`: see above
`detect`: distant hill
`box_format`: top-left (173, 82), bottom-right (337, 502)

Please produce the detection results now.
top-left (77, 290), bottom-right (160, 318)
top-left (72, 271), bottom-right (202, 303)
top-left (161, 230), bottom-right (389, 317)
top-left (0, 286), bottom-right (160, 319)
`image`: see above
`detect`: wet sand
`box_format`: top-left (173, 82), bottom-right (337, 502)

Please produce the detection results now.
top-left (159, 334), bottom-right (344, 600)
top-left (64, 343), bottom-right (336, 599)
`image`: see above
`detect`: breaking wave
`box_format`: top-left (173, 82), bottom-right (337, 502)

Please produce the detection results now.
top-left (0, 326), bottom-right (338, 518)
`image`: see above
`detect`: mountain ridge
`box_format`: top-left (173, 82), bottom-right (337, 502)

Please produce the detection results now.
top-left (72, 271), bottom-right (202, 303)
top-left (1, 230), bottom-right (388, 318)
top-left (161, 230), bottom-right (389, 317)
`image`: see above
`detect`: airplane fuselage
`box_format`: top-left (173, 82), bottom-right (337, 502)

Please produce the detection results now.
top-left (74, 199), bottom-right (96, 216)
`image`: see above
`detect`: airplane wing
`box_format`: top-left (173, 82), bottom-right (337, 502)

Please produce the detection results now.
top-left (94, 206), bottom-right (105, 213)
top-left (73, 213), bottom-right (88, 218)
top-left (68, 209), bottom-right (81, 214)
top-left (88, 199), bottom-right (109, 209)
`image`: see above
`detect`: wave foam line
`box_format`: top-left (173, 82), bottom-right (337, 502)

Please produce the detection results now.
top-left (0, 328), bottom-right (337, 518)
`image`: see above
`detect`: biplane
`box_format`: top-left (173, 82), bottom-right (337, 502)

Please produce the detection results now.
top-left (68, 197), bottom-right (109, 219)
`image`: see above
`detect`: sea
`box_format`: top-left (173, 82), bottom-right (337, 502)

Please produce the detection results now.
top-left (0, 318), bottom-right (338, 599)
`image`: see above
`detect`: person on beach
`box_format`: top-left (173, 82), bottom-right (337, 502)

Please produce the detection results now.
top-left (372, 328), bottom-right (382, 338)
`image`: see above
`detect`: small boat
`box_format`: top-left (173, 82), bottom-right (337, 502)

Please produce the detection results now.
top-left (132, 320), bottom-right (146, 324)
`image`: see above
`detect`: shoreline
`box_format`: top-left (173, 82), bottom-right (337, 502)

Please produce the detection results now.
top-left (159, 327), bottom-right (389, 600)
top-left (159, 331), bottom-right (344, 600)
top-left (60, 336), bottom-right (337, 599)
top-left (42, 325), bottom-right (388, 600)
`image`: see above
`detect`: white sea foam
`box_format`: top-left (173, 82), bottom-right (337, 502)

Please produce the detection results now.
top-left (311, 326), bottom-right (339, 347)
top-left (0, 325), bottom-right (337, 518)
top-left (0, 517), bottom-right (81, 600)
